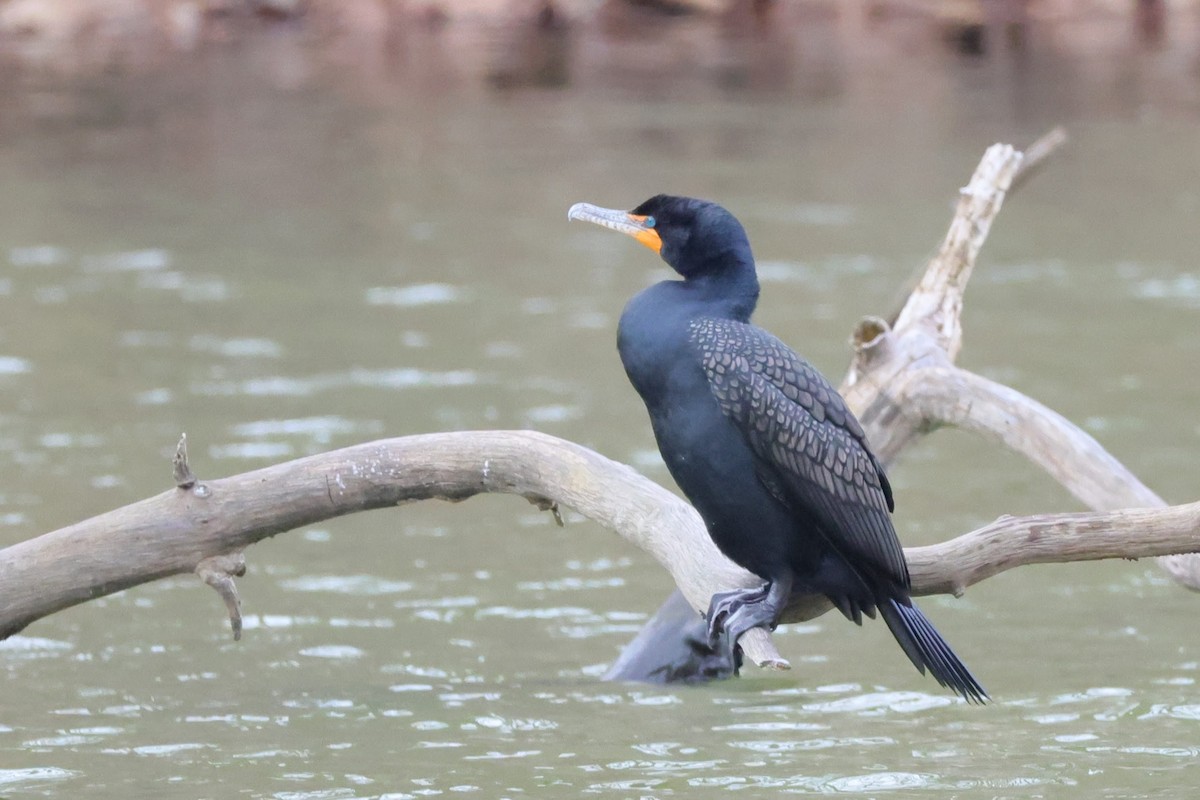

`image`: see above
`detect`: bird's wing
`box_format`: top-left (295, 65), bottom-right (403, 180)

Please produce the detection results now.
top-left (689, 317), bottom-right (908, 585)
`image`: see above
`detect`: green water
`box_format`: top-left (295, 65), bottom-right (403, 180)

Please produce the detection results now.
top-left (1, 8), bottom-right (1198, 798)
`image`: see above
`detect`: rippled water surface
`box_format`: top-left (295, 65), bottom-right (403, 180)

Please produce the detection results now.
top-left (2, 7), bottom-right (1200, 798)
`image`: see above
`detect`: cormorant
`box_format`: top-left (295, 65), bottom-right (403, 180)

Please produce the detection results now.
top-left (568, 195), bottom-right (986, 702)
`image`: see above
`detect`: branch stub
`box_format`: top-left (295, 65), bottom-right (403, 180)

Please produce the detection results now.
top-left (196, 552), bottom-right (246, 641)
top-left (173, 433), bottom-right (197, 490)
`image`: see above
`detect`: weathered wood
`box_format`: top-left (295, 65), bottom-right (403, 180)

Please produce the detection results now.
top-left (887, 143), bottom-right (1023, 361)
top-left (908, 503), bottom-right (1200, 596)
top-left (0, 430), bottom-right (761, 655)
top-left (1, 427), bottom-right (1198, 667)
top-left (840, 145), bottom-right (1198, 593)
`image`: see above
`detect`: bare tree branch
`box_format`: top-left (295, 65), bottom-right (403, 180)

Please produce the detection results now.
top-left (907, 503), bottom-right (1200, 597)
top-left (839, 142), bottom-right (1200, 594)
top-left (889, 143), bottom-right (1023, 360)
top-left (1, 427), bottom-right (1197, 669)
top-left (1009, 126), bottom-right (1069, 194)
top-left (0, 431), bottom-right (755, 656)
top-left (905, 366), bottom-right (1161, 511)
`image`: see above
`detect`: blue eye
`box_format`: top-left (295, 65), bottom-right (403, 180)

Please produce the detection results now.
top-left (645, 216), bottom-right (656, 228)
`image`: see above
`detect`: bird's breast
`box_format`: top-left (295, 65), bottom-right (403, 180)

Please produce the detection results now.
top-left (616, 292), bottom-right (694, 399)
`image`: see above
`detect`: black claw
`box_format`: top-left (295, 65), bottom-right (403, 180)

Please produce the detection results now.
top-left (705, 605), bottom-right (730, 647)
top-left (703, 583), bottom-right (774, 648)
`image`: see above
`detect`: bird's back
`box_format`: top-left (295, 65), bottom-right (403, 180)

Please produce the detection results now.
top-left (688, 317), bottom-right (907, 590)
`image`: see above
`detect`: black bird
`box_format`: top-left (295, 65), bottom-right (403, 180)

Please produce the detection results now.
top-left (568, 195), bottom-right (986, 702)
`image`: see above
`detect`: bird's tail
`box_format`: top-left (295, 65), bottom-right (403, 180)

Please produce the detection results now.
top-left (879, 597), bottom-right (988, 704)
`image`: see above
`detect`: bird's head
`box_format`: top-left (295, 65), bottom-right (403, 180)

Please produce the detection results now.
top-left (568, 195), bottom-right (753, 279)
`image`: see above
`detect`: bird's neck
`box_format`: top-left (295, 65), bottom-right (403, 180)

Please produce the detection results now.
top-left (685, 260), bottom-right (759, 322)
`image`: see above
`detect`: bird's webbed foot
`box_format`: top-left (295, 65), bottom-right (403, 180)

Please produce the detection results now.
top-left (705, 584), bottom-right (768, 647)
top-left (705, 576), bottom-right (794, 663)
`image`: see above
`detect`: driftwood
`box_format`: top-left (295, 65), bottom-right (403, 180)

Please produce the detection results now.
top-left (1, 138), bottom-right (1197, 676)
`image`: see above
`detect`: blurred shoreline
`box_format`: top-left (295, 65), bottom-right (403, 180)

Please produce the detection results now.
top-left (0, 0), bottom-right (1196, 94)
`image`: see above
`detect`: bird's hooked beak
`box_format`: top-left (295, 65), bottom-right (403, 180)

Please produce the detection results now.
top-left (567, 202), bottom-right (662, 254)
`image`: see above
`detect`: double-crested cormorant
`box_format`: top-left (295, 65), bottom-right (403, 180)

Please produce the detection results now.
top-left (568, 195), bottom-right (986, 702)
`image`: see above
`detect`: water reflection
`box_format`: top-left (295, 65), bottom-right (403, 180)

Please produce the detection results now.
top-left (190, 367), bottom-right (482, 399)
top-left (0, 767), bottom-right (81, 788)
